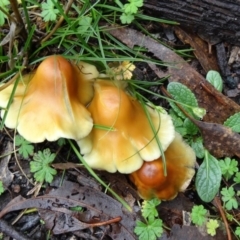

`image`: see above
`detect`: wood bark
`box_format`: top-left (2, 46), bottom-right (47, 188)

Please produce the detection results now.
top-left (144, 0), bottom-right (240, 46)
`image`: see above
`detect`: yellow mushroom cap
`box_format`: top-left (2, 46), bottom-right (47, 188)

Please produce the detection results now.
top-left (73, 61), bottom-right (99, 105)
top-left (129, 132), bottom-right (196, 200)
top-left (77, 80), bottom-right (175, 173)
top-left (0, 55), bottom-right (96, 143)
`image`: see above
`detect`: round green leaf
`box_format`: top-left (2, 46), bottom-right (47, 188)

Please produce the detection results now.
top-left (206, 70), bottom-right (223, 92)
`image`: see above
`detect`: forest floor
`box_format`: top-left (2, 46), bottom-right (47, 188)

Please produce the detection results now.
top-left (0, 1), bottom-right (240, 240)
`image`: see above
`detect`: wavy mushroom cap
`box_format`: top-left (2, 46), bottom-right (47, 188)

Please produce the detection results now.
top-left (129, 132), bottom-right (196, 200)
top-left (73, 61), bottom-right (99, 105)
top-left (0, 55), bottom-right (97, 143)
top-left (77, 80), bottom-right (175, 173)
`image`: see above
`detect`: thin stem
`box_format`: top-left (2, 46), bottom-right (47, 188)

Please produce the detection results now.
top-left (68, 140), bottom-right (132, 212)
top-left (9, 0), bottom-right (28, 40)
top-left (213, 196), bottom-right (232, 240)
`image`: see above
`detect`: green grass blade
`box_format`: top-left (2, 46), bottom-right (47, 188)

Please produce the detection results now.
top-left (68, 140), bottom-right (132, 212)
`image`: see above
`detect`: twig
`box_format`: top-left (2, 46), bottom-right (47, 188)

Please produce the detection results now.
top-left (0, 219), bottom-right (31, 240)
top-left (9, 0), bottom-right (28, 40)
top-left (40, 0), bottom-right (74, 44)
top-left (89, 216), bottom-right (122, 227)
top-left (213, 196), bottom-right (232, 240)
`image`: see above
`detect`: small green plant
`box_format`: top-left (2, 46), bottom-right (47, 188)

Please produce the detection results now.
top-left (206, 70), bottom-right (223, 92)
top-left (117, 0), bottom-right (143, 24)
top-left (206, 219), bottom-right (219, 236)
top-left (30, 149), bottom-right (57, 183)
top-left (0, 0), bottom-right (9, 26)
top-left (15, 135), bottom-right (34, 159)
top-left (77, 16), bottom-right (92, 34)
top-left (0, 181), bottom-right (5, 195)
top-left (57, 138), bottom-right (66, 147)
top-left (196, 151), bottom-right (222, 203)
top-left (233, 172), bottom-right (240, 184)
top-left (134, 198), bottom-right (163, 240)
top-left (167, 82), bottom-right (205, 141)
top-left (191, 205), bottom-right (207, 226)
top-left (221, 186), bottom-right (238, 210)
top-left (219, 157), bottom-right (238, 180)
top-left (167, 82), bottom-right (206, 120)
top-left (235, 226), bottom-right (240, 238)
top-left (41, 0), bottom-right (60, 22)
top-left (224, 112), bottom-right (240, 133)
top-left (191, 205), bottom-right (220, 237)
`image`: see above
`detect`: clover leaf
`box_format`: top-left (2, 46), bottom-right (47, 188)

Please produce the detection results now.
top-left (219, 157), bottom-right (238, 180)
top-left (206, 219), bottom-right (219, 236)
top-left (191, 205), bottom-right (207, 226)
top-left (221, 187), bottom-right (238, 210)
top-left (15, 135), bottom-right (34, 159)
top-left (30, 149), bottom-right (57, 183)
top-left (134, 219), bottom-right (163, 240)
top-left (41, 0), bottom-right (60, 22)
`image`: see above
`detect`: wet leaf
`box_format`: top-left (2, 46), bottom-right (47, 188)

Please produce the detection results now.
top-left (174, 27), bottom-right (220, 73)
top-left (0, 142), bottom-right (14, 189)
top-left (193, 120), bottom-right (240, 158)
top-left (0, 180), bottom-right (139, 239)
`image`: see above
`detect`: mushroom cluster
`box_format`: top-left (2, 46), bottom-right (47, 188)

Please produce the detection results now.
top-left (77, 80), bottom-right (175, 173)
top-left (0, 55), bottom-right (98, 142)
top-left (0, 55), bottom-right (196, 200)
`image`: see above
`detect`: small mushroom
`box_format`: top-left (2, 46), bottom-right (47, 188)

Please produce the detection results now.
top-left (0, 55), bottom-right (99, 142)
top-left (129, 132), bottom-right (196, 200)
top-left (77, 80), bottom-right (175, 173)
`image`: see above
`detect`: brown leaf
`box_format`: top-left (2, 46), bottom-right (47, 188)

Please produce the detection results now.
top-left (39, 209), bottom-right (121, 235)
top-left (0, 180), bottom-right (139, 239)
top-left (0, 142), bottom-right (14, 188)
top-left (106, 26), bottom-right (240, 123)
top-left (174, 27), bottom-right (220, 73)
top-left (52, 162), bottom-right (81, 170)
top-left (193, 120), bottom-right (240, 158)
top-left (160, 86), bottom-right (240, 158)
top-left (169, 224), bottom-right (225, 240)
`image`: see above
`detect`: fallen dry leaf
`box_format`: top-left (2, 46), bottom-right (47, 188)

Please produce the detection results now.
top-left (106, 26), bottom-right (240, 124)
top-left (0, 180), bottom-right (139, 239)
top-left (0, 142), bottom-right (14, 189)
top-left (161, 86), bottom-right (240, 158)
top-left (193, 120), bottom-right (240, 158)
top-left (174, 27), bottom-right (220, 73)
top-left (169, 224), bottom-right (225, 240)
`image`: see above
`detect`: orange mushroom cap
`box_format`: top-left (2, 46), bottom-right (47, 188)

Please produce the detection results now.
top-left (77, 80), bottom-right (175, 173)
top-left (0, 55), bottom-right (98, 142)
top-left (129, 132), bottom-right (196, 200)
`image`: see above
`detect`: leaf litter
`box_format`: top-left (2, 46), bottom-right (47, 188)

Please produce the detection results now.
top-left (0, 142), bottom-right (14, 189)
top-left (0, 180), bottom-right (140, 239)
top-left (0, 23), bottom-right (239, 239)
